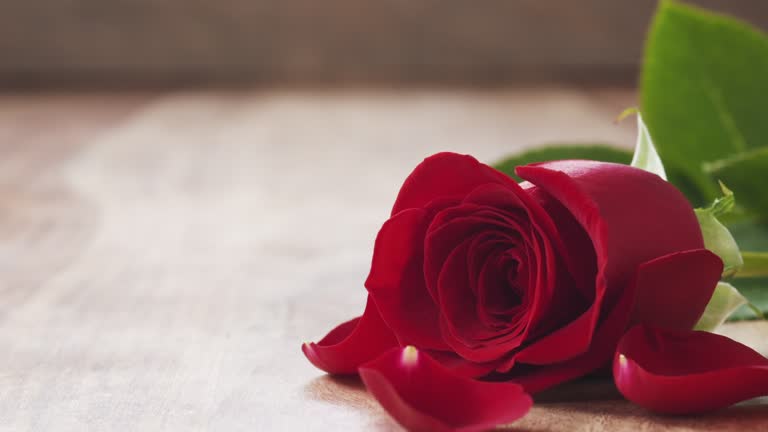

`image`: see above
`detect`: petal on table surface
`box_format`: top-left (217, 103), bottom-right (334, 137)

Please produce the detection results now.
top-left (303, 296), bottom-right (399, 374)
top-left (360, 346), bottom-right (532, 432)
top-left (614, 325), bottom-right (768, 414)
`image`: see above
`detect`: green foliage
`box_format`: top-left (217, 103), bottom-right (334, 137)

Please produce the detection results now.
top-left (641, 0), bottom-right (768, 214)
top-left (492, 1), bottom-right (768, 323)
top-left (640, 0), bottom-right (768, 321)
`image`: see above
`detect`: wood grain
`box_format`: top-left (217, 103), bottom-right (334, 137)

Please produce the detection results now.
top-left (0, 88), bottom-right (764, 431)
top-left (1, 1), bottom-right (768, 87)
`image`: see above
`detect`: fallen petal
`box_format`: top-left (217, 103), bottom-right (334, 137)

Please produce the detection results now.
top-left (614, 325), bottom-right (768, 414)
top-left (302, 296), bottom-right (399, 374)
top-left (360, 347), bottom-right (532, 432)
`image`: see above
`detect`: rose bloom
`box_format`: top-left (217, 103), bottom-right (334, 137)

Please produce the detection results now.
top-left (303, 153), bottom-right (744, 431)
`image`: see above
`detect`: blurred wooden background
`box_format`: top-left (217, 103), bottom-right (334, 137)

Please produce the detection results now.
top-left (1, 0), bottom-right (767, 88)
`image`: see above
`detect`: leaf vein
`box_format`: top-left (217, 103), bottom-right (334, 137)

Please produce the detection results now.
top-left (700, 76), bottom-right (748, 153)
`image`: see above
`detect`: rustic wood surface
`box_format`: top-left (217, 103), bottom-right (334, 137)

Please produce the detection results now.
top-left (0, 88), bottom-right (765, 431)
top-left (2, 1), bottom-right (768, 87)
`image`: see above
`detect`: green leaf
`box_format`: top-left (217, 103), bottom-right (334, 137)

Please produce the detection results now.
top-left (705, 147), bottom-right (768, 221)
top-left (641, 0), bottom-right (768, 210)
top-left (492, 144), bottom-right (631, 182)
top-left (695, 282), bottom-right (748, 331)
top-left (630, 113), bottom-right (668, 180)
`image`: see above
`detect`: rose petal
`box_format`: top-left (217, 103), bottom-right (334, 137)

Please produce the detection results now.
top-left (502, 247), bottom-right (721, 393)
top-left (502, 265), bottom-right (634, 393)
top-left (614, 325), bottom-right (768, 414)
top-left (437, 239), bottom-right (527, 362)
top-left (630, 249), bottom-right (722, 329)
top-left (424, 201), bottom-right (530, 305)
top-left (426, 350), bottom-right (500, 378)
top-left (359, 347), bottom-right (532, 432)
top-left (515, 248), bottom-right (721, 367)
top-left (513, 161), bottom-right (712, 367)
top-left (517, 161), bottom-right (706, 287)
top-left (391, 153), bottom-right (515, 215)
top-left (366, 208), bottom-right (449, 350)
top-left (302, 296), bottom-right (399, 374)
top-left (460, 182), bottom-right (570, 333)
top-left (424, 182), bottom-right (573, 364)
top-left (524, 184), bottom-right (596, 304)
top-left (512, 294), bottom-right (604, 365)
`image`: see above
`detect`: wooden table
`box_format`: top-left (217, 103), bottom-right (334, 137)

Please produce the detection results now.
top-left (0, 88), bottom-right (765, 431)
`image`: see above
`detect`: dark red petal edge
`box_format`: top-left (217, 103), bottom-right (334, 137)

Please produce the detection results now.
top-left (302, 296), bottom-right (399, 375)
top-left (513, 160), bottom-right (712, 367)
top-left (426, 350), bottom-right (500, 379)
top-left (360, 347), bottom-right (532, 432)
top-left (506, 249), bottom-right (715, 393)
top-left (366, 207), bottom-right (450, 350)
top-left (506, 268), bottom-right (634, 393)
top-left (614, 325), bottom-right (768, 414)
top-left (391, 152), bottom-right (516, 216)
top-left (630, 249), bottom-right (722, 330)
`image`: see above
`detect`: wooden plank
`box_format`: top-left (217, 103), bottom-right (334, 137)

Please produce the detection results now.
top-left (0, 89), bottom-right (764, 431)
top-left (1, 1), bottom-right (767, 86)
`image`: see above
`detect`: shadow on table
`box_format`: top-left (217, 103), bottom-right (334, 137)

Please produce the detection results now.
top-left (514, 392), bottom-right (768, 431)
top-left (304, 374), bottom-right (768, 432)
top-left (534, 377), bottom-right (621, 402)
top-left (303, 375), bottom-right (400, 431)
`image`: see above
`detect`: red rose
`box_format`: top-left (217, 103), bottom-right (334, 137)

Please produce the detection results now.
top-left (303, 152), bottom-right (724, 431)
